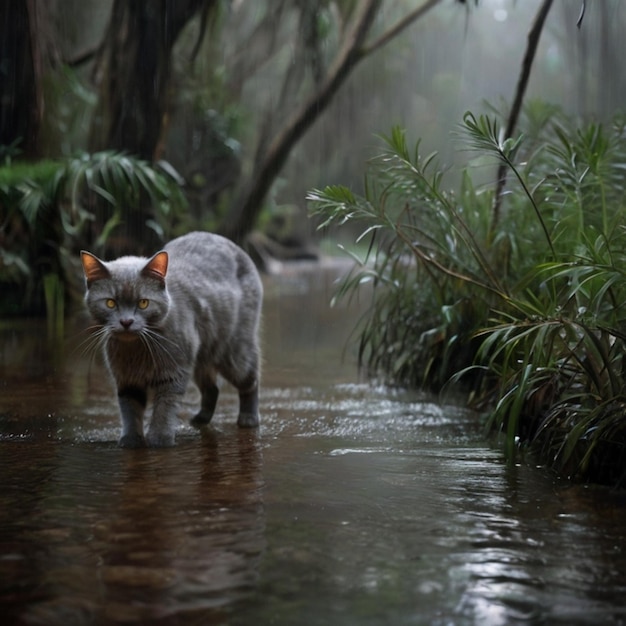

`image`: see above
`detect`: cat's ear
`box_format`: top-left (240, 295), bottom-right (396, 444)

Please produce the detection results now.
top-left (81, 251), bottom-right (110, 287)
top-left (142, 251), bottom-right (168, 284)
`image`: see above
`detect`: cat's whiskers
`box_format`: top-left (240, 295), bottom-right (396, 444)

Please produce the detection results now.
top-left (138, 329), bottom-right (158, 366)
top-left (141, 326), bottom-right (178, 369)
top-left (73, 324), bottom-right (109, 361)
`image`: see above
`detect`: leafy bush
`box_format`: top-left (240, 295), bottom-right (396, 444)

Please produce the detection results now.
top-left (309, 123), bottom-right (519, 389)
top-left (309, 103), bottom-right (626, 485)
top-left (0, 152), bottom-right (186, 318)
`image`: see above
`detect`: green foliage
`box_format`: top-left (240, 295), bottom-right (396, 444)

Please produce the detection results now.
top-left (41, 65), bottom-right (98, 156)
top-left (61, 151), bottom-right (186, 248)
top-left (0, 152), bottom-right (186, 318)
top-left (0, 159), bottom-right (66, 315)
top-left (310, 126), bottom-right (502, 390)
top-left (310, 104), bottom-right (626, 485)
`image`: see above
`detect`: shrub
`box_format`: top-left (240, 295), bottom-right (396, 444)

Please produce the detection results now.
top-left (309, 103), bottom-right (626, 485)
top-left (0, 152), bottom-right (186, 318)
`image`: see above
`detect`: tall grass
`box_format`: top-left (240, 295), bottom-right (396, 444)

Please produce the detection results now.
top-left (309, 102), bottom-right (626, 485)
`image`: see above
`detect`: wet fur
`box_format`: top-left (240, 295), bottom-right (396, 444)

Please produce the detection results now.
top-left (81, 231), bottom-right (262, 448)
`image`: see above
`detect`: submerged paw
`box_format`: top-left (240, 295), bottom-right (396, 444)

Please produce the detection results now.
top-left (237, 412), bottom-right (260, 428)
top-left (118, 433), bottom-right (146, 449)
top-left (190, 411), bottom-right (214, 428)
top-left (145, 430), bottom-right (176, 447)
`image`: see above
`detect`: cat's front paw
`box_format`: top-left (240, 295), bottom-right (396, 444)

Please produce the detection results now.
top-left (118, 433), bottom-right (146, 449)
top-left (237, 412), bottom-right (259, 428)
top-left (145, 429), bottom-right (176, 447)
top-left (190, 410), bottom-right (214, 428)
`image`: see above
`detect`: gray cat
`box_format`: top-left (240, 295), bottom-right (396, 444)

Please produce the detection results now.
top-left (80, 231), bottom-right (262, 448)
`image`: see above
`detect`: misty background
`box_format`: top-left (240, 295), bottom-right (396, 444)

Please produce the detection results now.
top-left (46, 0), bottom-right (619, 232)
top-left (1, 0), bottom-right (623, 317)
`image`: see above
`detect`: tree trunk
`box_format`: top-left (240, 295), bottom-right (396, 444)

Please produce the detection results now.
top-left (219, 0), bottom-right (443, 244)
top-left (88, 0), bottom-right (213, 254)
top-left (219, 0), bottom-right (382, 244)
top-left (89, 0), bottom-right (209, 160)
top-left (0, 0), bottom-right (45, 159)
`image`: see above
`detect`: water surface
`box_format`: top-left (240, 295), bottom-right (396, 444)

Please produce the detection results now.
top-left (1, 261), bottom-right (626, 625)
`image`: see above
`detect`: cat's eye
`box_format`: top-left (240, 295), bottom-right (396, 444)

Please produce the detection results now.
top-left (105, 298), bottom-right (116, 309)
top-left (137, 299), bottom-right (150, 310)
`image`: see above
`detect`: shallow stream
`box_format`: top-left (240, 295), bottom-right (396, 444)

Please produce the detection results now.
top-left (1, 262), bottom-right (626, 625)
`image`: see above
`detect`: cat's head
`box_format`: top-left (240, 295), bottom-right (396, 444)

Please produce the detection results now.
top-left (81, 250), bottom-right (171, 341)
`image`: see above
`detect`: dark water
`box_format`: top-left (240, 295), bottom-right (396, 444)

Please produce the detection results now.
top-left (1, 261), bottom-right (626, 625)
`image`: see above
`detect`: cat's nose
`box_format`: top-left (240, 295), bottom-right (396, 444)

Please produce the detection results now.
top-left (119, 318), bottom-right (134, 329)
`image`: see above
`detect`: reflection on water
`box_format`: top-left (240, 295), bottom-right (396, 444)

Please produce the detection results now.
top-left (0, 434), bottom-right (263, 625)
top-left (1, 260), bottom-right (626, 625)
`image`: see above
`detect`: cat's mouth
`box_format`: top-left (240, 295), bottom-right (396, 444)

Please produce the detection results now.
top-left (111, 329), bottom-right (141, 342)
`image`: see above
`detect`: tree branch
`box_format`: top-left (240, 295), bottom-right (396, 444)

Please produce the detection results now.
top-left (66, 46), bottom-right (99, 68)
top-left (491, 0), bottom-right (554, 233)
top-left (220, 0), bottom-right (445, 243)
top-left (361, 0), bottom-right (443, 57)
top-left (220, 0), bottom-right (383, 242)
top-left (576, 0), bottom-right (586, 28)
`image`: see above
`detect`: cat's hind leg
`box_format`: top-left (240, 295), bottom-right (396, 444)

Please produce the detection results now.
top-left (220, 356), bottom-right (260, 428)
top-left (117, 386), bottom-right (147, 448)
top-left (237, 380), bottom-right (259, 428)
top-left (190, 364), bottom-right (219, 427)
